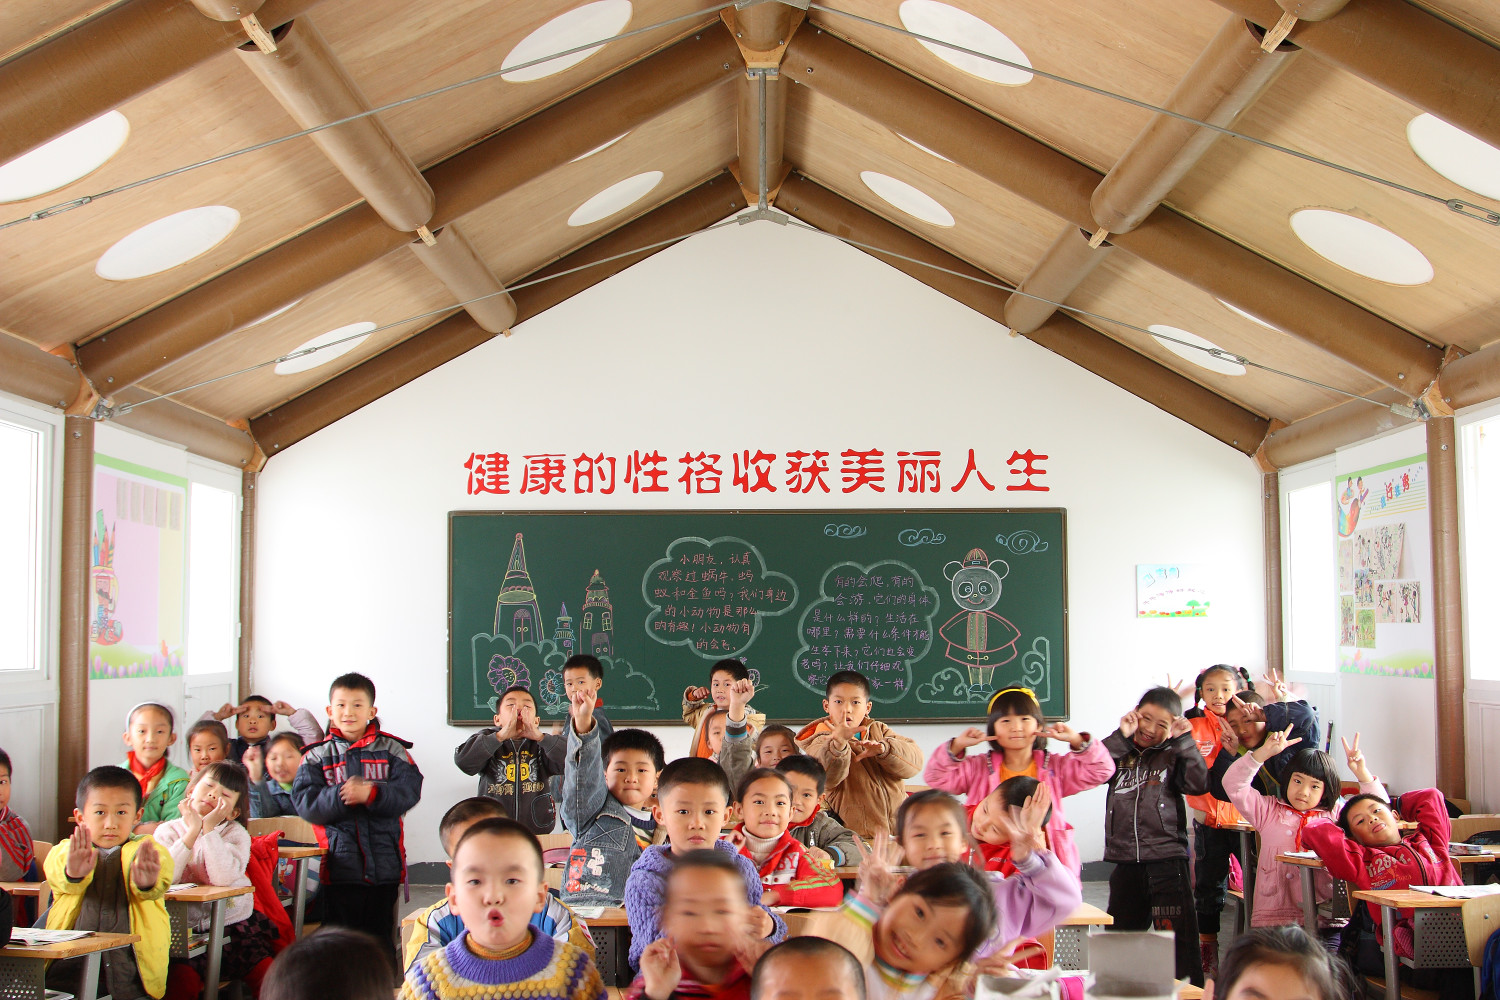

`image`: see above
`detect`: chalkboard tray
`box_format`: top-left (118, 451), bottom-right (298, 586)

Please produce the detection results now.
top-left (448, 509), bottom-right (1068, 725)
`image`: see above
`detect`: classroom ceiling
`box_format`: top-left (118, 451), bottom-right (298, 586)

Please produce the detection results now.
top-left (0, 0), bottom-right (1497, 462)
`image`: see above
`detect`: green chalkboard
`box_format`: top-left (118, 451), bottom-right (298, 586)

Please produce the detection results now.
top-left (448, 510), bottom-right (1068, 725)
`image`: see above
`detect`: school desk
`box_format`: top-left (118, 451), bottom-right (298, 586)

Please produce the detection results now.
top-left (1350, 888), bottom-right (1474, 1000)
top-left (166, 883), bottom-right (253, 1000)
top-left (0, 931), bottom-right (139, 1000)
top-left (579, 907), bottom-right (631, 987)
top-left (1049, 902), bottom-right (1113, 972)
top-left (0, 880), bottom-right (50, 914)
top-left (276, 843), bottom-right (325, 938)
top-left (1278, 846), bottom-right (1500, 936)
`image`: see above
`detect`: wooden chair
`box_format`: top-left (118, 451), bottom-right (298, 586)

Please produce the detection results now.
top-left (247, 816), bottom-right (317, 843)
top-left (1462, 894), bottom-right (1500, 997)
top-left (1451, 814), bottom-right (1500, 843)
top-left (537, 832), bottom-right (573, 851)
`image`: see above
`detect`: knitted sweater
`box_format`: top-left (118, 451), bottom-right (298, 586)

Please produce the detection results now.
top-left (0, 807), bottom-right (35, 882)
top-left (400, 931), bottom-right (603, 1000)
top-left (404, 893), bottom-right (596, 971)
top-left (152, 818), bottom-right (254, 926)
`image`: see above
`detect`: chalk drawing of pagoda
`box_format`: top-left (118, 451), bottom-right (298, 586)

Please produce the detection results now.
top-left (494, 532), bottom-right (545, 646)
top-left (580, 569), bottom-right (614, 657)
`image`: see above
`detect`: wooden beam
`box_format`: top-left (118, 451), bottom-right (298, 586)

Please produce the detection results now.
top-left (239, 471), bottom-right (257, 698)
top-left (0, 0), bottom-right (321, 165)
top-left (57, 414), bottom-right (92, 832)
top-left (75, 25), bottom-right (741, 393)
top-left (1427, 415), bottom-right (1466, 798)
top-left (775, 172), bottom-right (1270, 454)
top-left (108, 387), bottom-right (259, 467)
top-left (0, 333), bottom-right (79, 409)
top-left (1004, 227), bottom-right (1114, 335)
top-left (783, 25), bottom-right (1443, 394)
top-left (251, 172), bottom-right (748, 454)
top-left (1439, 341), bottom-right (1500, 411)
top-left (1259, 392), bottom-right (1416, 467)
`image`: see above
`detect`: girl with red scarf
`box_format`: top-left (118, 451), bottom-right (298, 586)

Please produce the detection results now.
top-left (122, 702), bottom-right (190, 834)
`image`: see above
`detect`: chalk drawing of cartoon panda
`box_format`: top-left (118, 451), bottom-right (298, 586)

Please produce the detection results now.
top-left (938, 548), bottom-right (1021, 694)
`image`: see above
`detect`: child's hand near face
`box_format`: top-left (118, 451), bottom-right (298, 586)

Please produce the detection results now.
top-left (243, 745), bottom-right (264, 782)
top-left (854, 832), bottom-right (903, 905)
top-left (685, 686), bottom-right (710, 704)
top-left (1117, 710), bottom-right (1139, 738)
top-left (212, 702), bottom-right (241, 722)
top-left (65, 823), bottom-right (97, 880)
top-left (850, 739), bottom-right (884, 762)
top-left (1168, 715), bottom-right (1193, 740)
top-left (1252, 725), bottom-right (1301, 763)
top-left (272, 700), bottom-right (297, 717)
top-left (949, 727), bottom-right (990, 754)
top-left (726, 677), bottom-right (755, 721)
top-left (130, 840), bottom-right (161, 891)
top-left (1042, 721), bottom-right (1086, 750)
top-left (745, 905), bottom-right (775, 940)
top-left (993, 784), bottom-right (1052, 865)
top-left (178, 799), bottom-right (204, 837)
top-left (640, 938), bottom-right (683, 1000)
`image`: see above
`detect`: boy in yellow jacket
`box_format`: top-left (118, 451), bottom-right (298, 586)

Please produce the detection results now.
top-left (46, 765), bottom-right (174, 999)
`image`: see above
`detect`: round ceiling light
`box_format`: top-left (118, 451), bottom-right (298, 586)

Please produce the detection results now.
top-left (1289, 209), bottom-right (1433, 286)
top-left (571, 132), bottom-right (628, 162)
top-left (897, 0), bottom-right (1033, 86)
top-left (274, 321), bottom-right (376, 375)
top-left (0, 111), bottom-right (130, 203)
top-left (501, 1), bottom-right (633, 83)
top-left (1149, 325), bottom-right (1246, 376)
top-left (1216, 298), bottom-right (1282, 333)
top-left (94, 205), bottom-right (240, 281)
top-left (860, 171), bottom-right (955, 227)
top-left (568, 170), bottom-right (662, 226)
top-left (896, 133), bottom-right (953, 163)
top-left (1406, 113), bottom-right (1500, 201)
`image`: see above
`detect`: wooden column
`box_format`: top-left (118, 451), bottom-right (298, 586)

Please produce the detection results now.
top-left (238, 471), bottom-right (257, 697)
top-left (1427, 415), bottom-right (1466, 798)
top-left (1261, 468), bottom-right (1284, 678)
top-left (58, 415), bottom-right (93, 831)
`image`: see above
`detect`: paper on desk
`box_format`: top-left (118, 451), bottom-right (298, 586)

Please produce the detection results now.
top-left (168, 882), bottom-right (198, 891)
top-left (570, 905), bottom-right (606, 918)
top-left (1282, 850), bottom-right (1319, 859)
top-left (10, 928), bottom-right (92, 945)
top-left (1413, 884), bottom-right (1500, 898)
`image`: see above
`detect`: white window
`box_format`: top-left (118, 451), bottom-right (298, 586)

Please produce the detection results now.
top-left (1283, 471), bottom-right (1337, 674)
top-left (0, 407), bottom-right (51, 674)
top-left (1463, 413), bottom-right (1500, 682)
top-left (186, 472), bottom-right (240, 676)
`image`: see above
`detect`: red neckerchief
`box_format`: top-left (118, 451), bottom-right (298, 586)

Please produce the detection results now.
top-left (127, 751), bottom-right (168, 797)
top-left (329, 725), bottom-right (380, 749)
top-left (1293, 809), bottom-right (1317, 851)
top-left (789, 803), bottom-right (823, 830)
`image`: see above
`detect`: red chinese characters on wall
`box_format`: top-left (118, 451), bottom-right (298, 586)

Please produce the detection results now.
top-left (461, 448), bottom-right (1050, 496)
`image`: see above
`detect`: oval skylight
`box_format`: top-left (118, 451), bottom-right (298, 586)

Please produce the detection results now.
top-left (860, 171), bottom-right (955, 227)
top-left (1406, 113), bottom-right (1500, 201)
top-left (501, 1), bottom-right (633, 83)
top-left (274, 321), bottom-right (376, 375)
top-left (897, 133), bottom-right (953, 163)
top-left (571, 132), bottom-right (628, 162)
top-left (1289, 209), bottom-right (1433, 286)
top-left (1149, 325), bottom-right (1246, 376)
top-left (897, 0), bottom-right (1033, 86)
top-left (95, 206), bottom-right (240, 281)
top-left (243, 298), bottom-right (303, 330)
top-left (568, 170), bottom-right (662, 226)
top-left (0, 111), bottom-right (130, 203)
top-left (1216, 298), bottom-right (1282, 333)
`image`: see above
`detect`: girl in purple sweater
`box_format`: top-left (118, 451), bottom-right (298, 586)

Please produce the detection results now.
top-left (922, 687), bottom-right (1114, 875)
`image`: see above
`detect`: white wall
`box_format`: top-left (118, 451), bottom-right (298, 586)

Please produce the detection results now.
top-left (254, 219), bottom-right (1267, 866)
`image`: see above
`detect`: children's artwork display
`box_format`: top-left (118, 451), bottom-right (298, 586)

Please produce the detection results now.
top-left (1135, 564), bottom-right (1210, 617)
top-left (448, 509), bottom-right (1069, 724)
top-left (89, 455), bottom-right (188, 679)
top-left (1334, 455), bottom-right (1432, 678)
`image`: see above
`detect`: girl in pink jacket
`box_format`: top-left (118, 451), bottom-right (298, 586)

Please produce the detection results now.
top-left (921, 687), bottom-right (1114, 875)
top-left (1224, 730), bottom-right (1385, 936)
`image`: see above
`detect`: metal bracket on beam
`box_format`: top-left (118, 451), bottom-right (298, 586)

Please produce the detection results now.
top-left (736, 0), bottom-right (810, 10)
top-left (737, 207), bottom-right (791, 225)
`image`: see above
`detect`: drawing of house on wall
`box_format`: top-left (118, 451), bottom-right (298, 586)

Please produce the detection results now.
top-left (494, 532), bottom-right (545, 646)
top-left (554, 604), bottom-right (576, 659)
top-left (580, 569), bottom-right (613, 657)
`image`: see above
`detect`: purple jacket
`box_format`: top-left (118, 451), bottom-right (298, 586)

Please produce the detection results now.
top-left (623, 838), bottom-right (786, 970)
top-left (922, 739), bottom-right (1115, 875)
top-left (975, 848), bottom-right (1084, 959)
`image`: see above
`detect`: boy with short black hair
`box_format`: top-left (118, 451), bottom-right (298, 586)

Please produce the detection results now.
top-left (776, 756), bottom-right (860, 868)
top-left (563, 655), bottom-right (613, 743)
top-left (683, 659), bottom-right (765, 756)
top-left (750, 938), bottom-right (867, 1000)
top-left (795, 671), bottom-right (922, 839)
top-left (0, 747), bottom-right (36, 882)
top-left (204, 695), bottom-right (324, 763)
top-left (293, 671), bottom-right (423, 965)
top-left (623, 757), bottom-right (785, 971)
top-left (1101, 686), bottom-right (1210, 987)
top-left (45, 765), bottom-right (174, 1000)
top-left (456, 685), bottom-right (565, 834)
top-left (560, 686), bottom-right (667, 906)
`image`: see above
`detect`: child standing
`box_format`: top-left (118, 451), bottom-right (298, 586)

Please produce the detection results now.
top-left (204, 697), bottom-right (324, 764)
top-left (292, 671), bottom-right (423, 962)
top-left (455, 684), bottom-right (565, 834)
top-left (0, 747), bottom-right (36, 882)
top-left (684, 659), bottom-right (765, 756)
top-left (245, 731), bottom-right (305, 819)
top-left (796, 671), bottom-right (923, 839)
top-left (623, 757), bottom-right (785, 971)
top-left (154, 762), bottom-right (280, 1000)
top-left (777, 755), bottom-right (861, 869)
top-left (563, 654), bottom-right (614, 743)
top-left (1101, 686), bottom-right (1209, 987)
top-left (922, 686), bottom-right (1113, 876)
top-left (400, 818), bottom-right (604, 1000)
top-left (45, 765), bottom-right (174, 1000)
top-left (123, 702), bottom-right (190, 834)
top-left (559, 686), bottom-right (666, 907)
top-left (731, 768), bottom-right (843, 908)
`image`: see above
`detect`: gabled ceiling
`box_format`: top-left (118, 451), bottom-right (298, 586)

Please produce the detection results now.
top-left (1, 0), bottom-right (1497, 468)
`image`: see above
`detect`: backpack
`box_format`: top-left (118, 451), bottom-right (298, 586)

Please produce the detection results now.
top-left (1481, 922), bottom-right (1500, 1000)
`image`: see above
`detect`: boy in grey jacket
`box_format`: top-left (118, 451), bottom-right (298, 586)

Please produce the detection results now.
top-left (558, 686), bottom-right (666, 906)
top-left (1102, 685), bottom-right (1210, 987)
top-left (453, 685), bottom-right (565, 834)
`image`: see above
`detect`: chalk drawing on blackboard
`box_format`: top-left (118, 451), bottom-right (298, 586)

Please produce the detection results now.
top-left (897, 528), bottom-right (946, 547)
top-left (915, 666), bottom-right (986, 704)
top-left (643, 536), bottom-right (799, 659)
top-left (537, 657), bottom-right (659, 714)
top-left (580, 569), bottom-right (614, 657)
top-left (994, 530), bottom-right (1049, 555)
top-left (791, 560), bottom-right (940, 704)
top-left (470, 632), bottom-right (566, 713)
top-left (824, 524), bottom-right (867, 539)
top-left (486, 656), bottom-right (532, 701)
top-left (939, 548), bottom-right (1021, 697)
top-left (1019, 636), bottom-right (1052, 703)
top-left (494, 532), bottom-right (546, 647)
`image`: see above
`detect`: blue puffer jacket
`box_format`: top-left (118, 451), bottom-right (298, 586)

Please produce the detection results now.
top-left (292, 725), bottom-right (423, 886)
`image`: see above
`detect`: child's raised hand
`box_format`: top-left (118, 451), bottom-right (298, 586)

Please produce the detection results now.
top-left (638, 937), bottom-right (682, 1000)
top-left (996, 784), bottom-right (1052, 864)
top-left (685, 686), bottom-right (710, 703)
top-left (1253, 725), bottom-right (1300, 762)
top-left (1117, 710), bottom-right (1139, 738)
top-left (203, 793), bottom-right (235, 830)
top-left (243, 745), bottom-right (264, 782)
top-left (950, 727), bottom-right (989, 754)
top-left (733, 933), bottom-right (773, 974)
top-left (130, 840), bottom-right (161, 890)
top-left (271, 700), bottom-right (297, 717)
top-left (1259, 669), bottom-right (1290, 703)
top-left (1213, 711), bottom-right (1239, 751)
top-left (1342, 732), bottom-right (1375, 782)
top-left (568, 686), bottom-right (597, 733)
top-left (1043, 721), bottom-right (1086, 750)
top-left (213, 701), bottom-right (240, 722)
top-left (726, 677), bottom-right (755, 719)
top-left (65, 822), bottom-right (97, 880)
top-left (854, 832), bottom-right (903, 905)
top-left (1168, 715), bottom-right (1193, 740)
top-left (1229, 695), bottom-right (1266, 724)
top-left (1165, 674), bottom-right (1197, 702)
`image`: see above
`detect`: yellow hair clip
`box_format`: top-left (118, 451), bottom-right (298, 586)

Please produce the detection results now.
top-left (987, 686), bottom-right (1039, 713)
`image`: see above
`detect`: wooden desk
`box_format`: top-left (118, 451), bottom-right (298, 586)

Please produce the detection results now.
top-left (1051, 902), bottom-right (1114, 971)
top-left (1279, 847), bottom-right (1499, 936)
top-left (0, 880), bottom-right (49, 913)
top-left (165, 884), bottom-right (253, 1000)
top-left (579, 908), bottom-right (631, 986)
top-left (0, 931), bottom-right (138, 1000)
top-left (1351, 889), bottom-right (1471, 1000)
top-left (276, 844), bottom-right (325, 938)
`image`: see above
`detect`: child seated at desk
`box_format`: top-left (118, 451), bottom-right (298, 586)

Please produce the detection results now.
top-left (245, 731), bottom-right (305, 820)
top-left (625, 851), bottom-right (769, 1000)
top-left (400, 818), bottom-right (604, 1000)
top-left (777, 755), bottom-right (861, 869)
top-left (154, 762), bottom-right (280, 1000)
top-left (729, 768), bottom-right (843, 909)
top-left (45, 764), bottom-right (174, 1000)
top-left (261, 928), bottom-right (394, 1000)
top-left (184, 719), bottom-right (230, 779)
top-left (0, 747), bottom-right (36, 883)
top-left (405, 797), bottom-right (594, 972)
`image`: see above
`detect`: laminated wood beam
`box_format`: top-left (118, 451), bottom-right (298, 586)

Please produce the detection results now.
top-left (108, 387), bottom-right (259, 467)
top-left (1427, 415), bottom-right (1466, 797)
top-left (1259, 391), bottom-right (1416, 467)
top-left (1438, 341), bottom-right (1500, 411)
top-left (250, 172), bottom-right (748, 454)
top-left (239, 471), bottom-right (257, 696)
top-left (408, 224), bottom-right (516, 334)
top-left (775, 172), bottom-right (1270, 454)
top-left (75, 26), bottom-right (741, 393)
top-left (57, 414), bottom-right (92, 832)
top-left (0, 0), bottom-right (320, 165)
top-left (1004, 227), bottom-right (1114, 335)
top-left (784, 25), bottom-right (1443, 394)
top-left (0, 334), bottom-right (80, 409)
